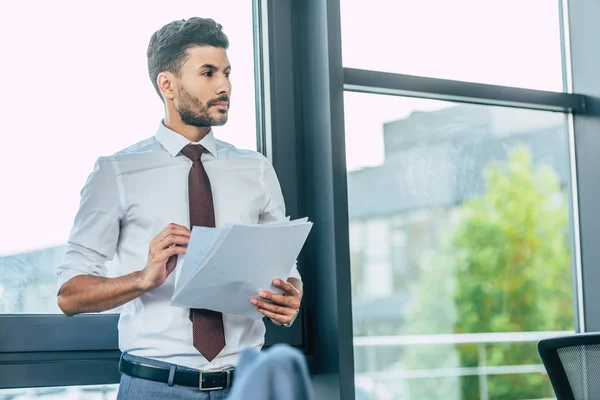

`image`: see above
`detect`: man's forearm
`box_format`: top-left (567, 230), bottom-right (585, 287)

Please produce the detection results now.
top-left (57, 272), bottom-right (149, 316)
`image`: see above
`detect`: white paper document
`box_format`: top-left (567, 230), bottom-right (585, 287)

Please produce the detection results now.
top-left (170, 218), bottom-right (313, 319)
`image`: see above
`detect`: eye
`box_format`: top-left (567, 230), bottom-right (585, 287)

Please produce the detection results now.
top-left (225, 71), bottom-right (231, 78)
top-left (202, 71), bottom-right (213, 77)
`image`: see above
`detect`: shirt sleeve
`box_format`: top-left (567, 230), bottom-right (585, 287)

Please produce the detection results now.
top-left (258, 157), bottom-right (302, 281)
top-left (56, 157), bottom-right (124, 293)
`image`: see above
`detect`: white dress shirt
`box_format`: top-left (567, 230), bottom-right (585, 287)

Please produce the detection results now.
top-left (57, 121), bottom-right (301, 370)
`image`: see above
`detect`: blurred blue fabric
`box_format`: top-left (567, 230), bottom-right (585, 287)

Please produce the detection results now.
top-left (227, 344), bottom-right (314, 400)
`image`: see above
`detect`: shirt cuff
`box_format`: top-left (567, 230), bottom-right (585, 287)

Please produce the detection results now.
top-left (56, 270), bottom-right (89, 295)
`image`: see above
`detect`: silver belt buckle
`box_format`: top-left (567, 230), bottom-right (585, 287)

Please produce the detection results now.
top-left (199, 369), bottom-right (231, 391)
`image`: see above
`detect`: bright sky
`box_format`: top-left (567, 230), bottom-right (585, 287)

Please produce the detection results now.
top-left (0, 0), bottom-right (563, 255)
top-left (341, 0), bottom-right (563, 175)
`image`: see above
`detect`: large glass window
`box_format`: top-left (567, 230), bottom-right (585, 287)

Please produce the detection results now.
top-left (340, 0), bottom-right (564, 91)
top-left (0, 2), bottom-right (257, 314)
top-left (345, 92), bottom-right (574, 399)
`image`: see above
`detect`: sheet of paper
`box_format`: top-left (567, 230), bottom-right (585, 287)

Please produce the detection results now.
top-left (174, 226), bottom-right (222, 288)
top-left (252, 217), bottom-right (307, 227)
top-left (176, 226), bottom-right (232, 290)
top-left (171, 219), bottom-right (312, 319)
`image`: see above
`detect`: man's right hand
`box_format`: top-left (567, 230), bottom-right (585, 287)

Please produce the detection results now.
top-left (58, 223), bottom-right (191, 316)
top-left (140, 223), bottom-right (190, 291)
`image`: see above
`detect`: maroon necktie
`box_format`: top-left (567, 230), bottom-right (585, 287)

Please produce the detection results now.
top-left (180, 143), bottom-right (225, 362)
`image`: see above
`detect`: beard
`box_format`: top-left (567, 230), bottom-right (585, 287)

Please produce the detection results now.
top-left (176, 87), bottom-right (229, 128)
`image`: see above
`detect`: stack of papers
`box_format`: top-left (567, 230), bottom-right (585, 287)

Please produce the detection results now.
top-left (170, 218), bottom-right (313, 318)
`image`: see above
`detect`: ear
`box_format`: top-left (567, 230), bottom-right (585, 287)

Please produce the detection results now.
top-left (157, 72), bottom-right (177, 101)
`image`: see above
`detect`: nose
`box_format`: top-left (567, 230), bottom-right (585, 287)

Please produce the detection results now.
top-left (216, 74), bottom-right (231, 96)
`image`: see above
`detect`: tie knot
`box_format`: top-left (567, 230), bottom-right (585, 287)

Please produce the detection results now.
top-left (181, 144), bottom-right (206, 162)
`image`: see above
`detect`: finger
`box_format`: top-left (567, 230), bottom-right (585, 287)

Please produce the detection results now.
top-left (157, 245), bottom-right (187, 263)
top-left (157, 234), bottom-right (190, 250)
top-left (255, 307), bottom-right (293, 325)
top-left (272, 279), bottom-right (299, 296)
top-left (166, 255), bottom-right (177, 273)
top-left (255, 307), bottom-right (282, 325)
top-left (258, 290), bottom-right (300, 309)
top-left (158, 223), bottom-right (191, 240)
top-left (152, 223), bottom-right (191, 245)
top-left (251, 298), bottom-right (294, 316)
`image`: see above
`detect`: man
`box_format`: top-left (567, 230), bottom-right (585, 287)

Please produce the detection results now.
top-left (56, 17), bottom-right (303, 399)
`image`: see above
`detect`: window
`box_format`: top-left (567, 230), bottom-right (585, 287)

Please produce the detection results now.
top-left (340, 0), bottom-right (564, 91)
top-left (0, 385), bottom-right (118, 400)
top-left (0, 1), bottom-right (258, 314)
top-left (346, 92), bottom-right (574, 399)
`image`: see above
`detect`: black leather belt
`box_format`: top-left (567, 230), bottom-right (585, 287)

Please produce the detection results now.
top-left (119, 357), bottom-right (234, 391)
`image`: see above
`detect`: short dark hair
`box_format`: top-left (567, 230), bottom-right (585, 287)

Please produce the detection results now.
top-left (147, 17), bottom-right (229, 100)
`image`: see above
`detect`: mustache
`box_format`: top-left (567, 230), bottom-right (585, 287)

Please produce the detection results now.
top-left (207, 96), bottom-right (230, 107)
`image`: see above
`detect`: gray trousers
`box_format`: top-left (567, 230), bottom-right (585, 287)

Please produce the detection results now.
top-left (116, 353), bottom-right (231, 400)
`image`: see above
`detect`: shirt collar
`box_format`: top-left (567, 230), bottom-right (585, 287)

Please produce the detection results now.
top-left (155, 121), bottom-right (218, 159)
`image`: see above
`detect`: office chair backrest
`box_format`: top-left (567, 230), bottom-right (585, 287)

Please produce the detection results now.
top-left (538, 332), bottom-right (600, 400)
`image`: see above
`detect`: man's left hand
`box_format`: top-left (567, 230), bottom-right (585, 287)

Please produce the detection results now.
top-left (251, 278), bottom-right (301, 326)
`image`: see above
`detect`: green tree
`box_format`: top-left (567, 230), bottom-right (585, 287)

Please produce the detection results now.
top-left (452, 146), bottom-right (573, 399)
top-left (400, 146), bottom-right (573, 399)
top-left (400, 249), bottom-right (461, 399)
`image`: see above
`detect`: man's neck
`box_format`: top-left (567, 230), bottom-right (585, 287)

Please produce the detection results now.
top-left (163, 115), bottom-right (211, 143)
